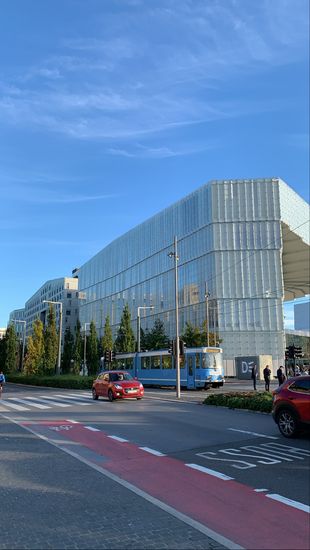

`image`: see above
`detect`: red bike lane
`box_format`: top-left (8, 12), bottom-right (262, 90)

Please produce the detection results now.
top-left (20, 419), bottom-right (309, 550)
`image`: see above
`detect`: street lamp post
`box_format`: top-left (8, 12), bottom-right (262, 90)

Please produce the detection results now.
top-left (168, 235), bottom-right (180, 399)
top-left (43, 300), bottom-right (63, 375)
top-left (205, 282), bottom-right (210, 347)
top-left (83, 322), bottom-right (91, 375)
top-left (12, 319), bottom-right (26, 371)
top-left (137, 306), bottom-right (154, 353)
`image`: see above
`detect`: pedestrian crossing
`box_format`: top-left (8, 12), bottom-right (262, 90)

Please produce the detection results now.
top-left (0, 391), bottom-right (93, 412)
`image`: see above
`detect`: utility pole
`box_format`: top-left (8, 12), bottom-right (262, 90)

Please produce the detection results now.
top-left (168, 236), bottom-right (180, 398)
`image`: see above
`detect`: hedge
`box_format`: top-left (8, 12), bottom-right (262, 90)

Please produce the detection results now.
top-left (203, 391), bottom-right (273, 413)
top-left (7, 373), bottom-right (94, 390)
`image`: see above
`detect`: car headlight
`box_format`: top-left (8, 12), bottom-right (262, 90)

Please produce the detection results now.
top-left (139, 383), bottom-right (144, 389)
top-left (114, 384), bottom-right (122, 390)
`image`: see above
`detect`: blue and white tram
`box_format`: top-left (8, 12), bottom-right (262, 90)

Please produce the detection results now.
top-left (110, 347), bottom-right (225, 390)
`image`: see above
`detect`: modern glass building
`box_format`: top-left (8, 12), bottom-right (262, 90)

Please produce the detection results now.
top-left (78, 178), bottom-right (310, 375)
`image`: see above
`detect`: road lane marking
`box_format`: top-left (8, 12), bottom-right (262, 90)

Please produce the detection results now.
top-left (228, 428), bottom-right (278, 439)
top-left (0, 402), bottom-right (29, 411)
top-left (85, 426), bottom-right (100, 432)
top-left (7, 397), bottom-right (50, 409)
top-left (186, 463), bottom-right (234, 480)
top-left (66, 419), bottom-right (79, 423)
top-left (108, 435), bottom-right (129, 442)
top-left (53, 395), bottom-right (91, 405)
top-left (23, 396), bottom-right (71, 408)
top-left (266, 494), bottom-right (310, 513)
top-left (139, 447), bottom-right (166, 456)
top-left (254, 489), bottom-right (268, 492)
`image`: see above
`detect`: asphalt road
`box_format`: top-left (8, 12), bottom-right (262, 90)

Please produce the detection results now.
top-left (1, 382), bottom-right (309, 549)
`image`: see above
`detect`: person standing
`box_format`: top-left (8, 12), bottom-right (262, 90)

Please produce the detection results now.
top-left (277, 365), bottom-right (286, 386)
top-left (251, 364), bottom-right (258, 390)
top-left (263, 365), bottom-right (271, 391)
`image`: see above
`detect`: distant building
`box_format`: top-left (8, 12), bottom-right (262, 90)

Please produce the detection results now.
top-left (77, 177), bottom-right (310, 374)
top-left (0, 328), bottom-right (6, 339)
top-left (9, 308), bottom-right (26, 339)
top-left (294, 302), bottom-right (310, 331)
top-left (22, 277), bottom-right (81, 342)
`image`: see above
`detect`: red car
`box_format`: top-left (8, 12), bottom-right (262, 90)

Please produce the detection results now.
top-left (92, 370), bottom-right (144, 402)
top-left (272, 375), bottom-right (310, 437)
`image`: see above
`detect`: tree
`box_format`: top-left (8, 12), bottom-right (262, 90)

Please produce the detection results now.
top-left (72, 320), bottom-right (83, 374)
top-left (4, 324), bottom-right (19, 373)
top-left (86, 320), bottom-right (99, 375)
top-left (24, 319), bottom-right (44, 375)
top-left (114, 304), bottom-right (136, 352)
top-left (100, 315), bottom-right (113, 354)
top-left (0, 336), bottom-right (6, 370)
top-left (181, 321), bottom-right (202, 347)
top-left (43, 305), bottom-right (58, 375)
top-left (62, 327), bottom-right (74, 373)
top-left (145, 318), bottom-right (168, 350)
top-left (200, 320), bottom-right (222, 347)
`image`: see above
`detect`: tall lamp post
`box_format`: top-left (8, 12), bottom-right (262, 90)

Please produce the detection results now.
top-left (43, 300), bottom-right (63, 375)
top-left (168, 235), bottom-right (180, 399)
top-left (204, 282), bottom-right (210, 347)
top-left (137, 306), bottom-right (154, 352)
top-left (12, 319), bottom-right (26, 371)
top-left (83, 322), bottom-right (91, 375)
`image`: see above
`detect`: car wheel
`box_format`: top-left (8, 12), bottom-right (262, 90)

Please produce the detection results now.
top-left (277, 409), bottom-right (299, 438)
top-left (108, 389), bottom-right (114, 402)
top-left (136, 397), bottom-right (142, 400)
top-left (92, 388), bottom-right (98, 400)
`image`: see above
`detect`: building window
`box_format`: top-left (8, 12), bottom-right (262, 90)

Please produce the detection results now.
top-left (66, 310), bottom-right (71, 316)
top-left (67, 293), bottom-right (72, 298)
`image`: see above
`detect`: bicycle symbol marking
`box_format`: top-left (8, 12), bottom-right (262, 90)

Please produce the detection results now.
top-left (49, 425), bottom-right (73, 431)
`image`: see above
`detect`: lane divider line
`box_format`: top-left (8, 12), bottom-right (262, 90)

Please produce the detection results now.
top-left (266, 493), bottom-right (310, 513)
top-left (186, 463), bottom-right (234, 480)
top-left (85, 426), bottom-right (100, 432)
top-left (139, 446), bottom-right (166, 456)
top-left (108, 435), bottom-right (129, 442)
top-left (227, 428), bottom-right (278, 440)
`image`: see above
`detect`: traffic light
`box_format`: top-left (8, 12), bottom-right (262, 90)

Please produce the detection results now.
top-left (168, 339), bottom-right (174, 354)
top-left (104, 350), bottom-right (110, 362)
top-left (179, 340), bottom-right (186, 356)
top-left (294, 346), bottom-right (303, 358)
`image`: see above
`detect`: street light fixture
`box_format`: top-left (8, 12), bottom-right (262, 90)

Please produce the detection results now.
top-left (12, 319), bottom-right (26, 371)
top-left (43, 300), bottom-right (63, 375)
top-left (168, 235), bottom-right (180, 399)
top-left (137, 306), bottom-right (154, 353)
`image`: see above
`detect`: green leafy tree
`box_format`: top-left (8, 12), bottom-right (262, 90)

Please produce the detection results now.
top-left (100, 315), bottom-right (113, 354)
top-left (4, 324), bottom-right (19, 373)
top-left (86, 320), bottom-right (99, 375)
top-left (43, 305), bottom-right (58, 375)
top-left (0, 336), bottom-right (6, 370)
top-left (62, 327), bottom-right (74, 373)
top-left (200, 320), bottom-right (222, 347)
top-left (114, 304), bottom-right (136, 353)
top-left (181, 321), bottom-right (203, 347)
top-left (145, 318), bottom-right (168, 350)
top-left (24, 319), bottom-right (44, 375)
top-left (72, 320), bottom-right (83, 374)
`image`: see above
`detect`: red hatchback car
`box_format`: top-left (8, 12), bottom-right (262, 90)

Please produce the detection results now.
top-left (92, 371), bottom-right (144, 402)
top-left (272, 375), bottom-right (310, 438)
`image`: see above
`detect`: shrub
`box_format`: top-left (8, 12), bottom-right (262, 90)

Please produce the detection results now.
top-left (6, 373), bottom-right (94, 390)
top-left (204, 391), bottom-right (273, 413)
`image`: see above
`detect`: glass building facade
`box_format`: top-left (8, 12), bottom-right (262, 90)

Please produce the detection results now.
top-left (78, 178), bottom-right (310, 374)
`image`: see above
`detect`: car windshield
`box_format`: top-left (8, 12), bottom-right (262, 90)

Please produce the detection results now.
top-left (110, 372), bottom-right (133, 382)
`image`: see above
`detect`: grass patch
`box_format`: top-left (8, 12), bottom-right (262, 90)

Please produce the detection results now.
top-left (204, 391), bottom-right (273, 413)
top-left (7, 373), bottom-right (94, 390)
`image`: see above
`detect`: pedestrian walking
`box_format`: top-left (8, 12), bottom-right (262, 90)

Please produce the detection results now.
top-left (276, 365), bottom-right (286, 386)
top-left (251, 364), bottom-right (258, 390)
top-left (263, 365), bottom-right (271, 391)
top-left (0, 370), bottom-right (5, 397)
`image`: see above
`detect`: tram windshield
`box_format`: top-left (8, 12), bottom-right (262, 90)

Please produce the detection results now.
top-left (202, 353), bottom-right (222, 370)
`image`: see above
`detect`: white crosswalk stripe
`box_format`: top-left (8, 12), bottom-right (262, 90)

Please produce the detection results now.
top-left (0, 392), bottom-right (95, 412)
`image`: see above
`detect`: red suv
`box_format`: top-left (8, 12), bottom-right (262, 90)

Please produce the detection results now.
top-left (272, 375), bottom-right (310, 438)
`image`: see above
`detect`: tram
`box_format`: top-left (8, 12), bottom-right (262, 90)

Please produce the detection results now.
top-left (107, 347), bottom-right (224, 390)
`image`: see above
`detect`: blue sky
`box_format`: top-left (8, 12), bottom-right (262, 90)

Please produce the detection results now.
top-left (1, 0), bottom-right (309, 328)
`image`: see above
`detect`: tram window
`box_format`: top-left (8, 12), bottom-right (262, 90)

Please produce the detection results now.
top-left (180, 356), bottom-right (185, 369)
top-left (162, 356), bottom-right (172, 369)
top-left (125, 358), bottom-right (133, 370)
top-left (141, 357), bottom-right (151, 370)
top-left (202, 355), bottom-right (207, 369)
top-left (151, 356), bottom-right (161, 369)
top-left (195, 353), bottom-right (200, 369)
top-left (188, 356), bottom-right (193, 376)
